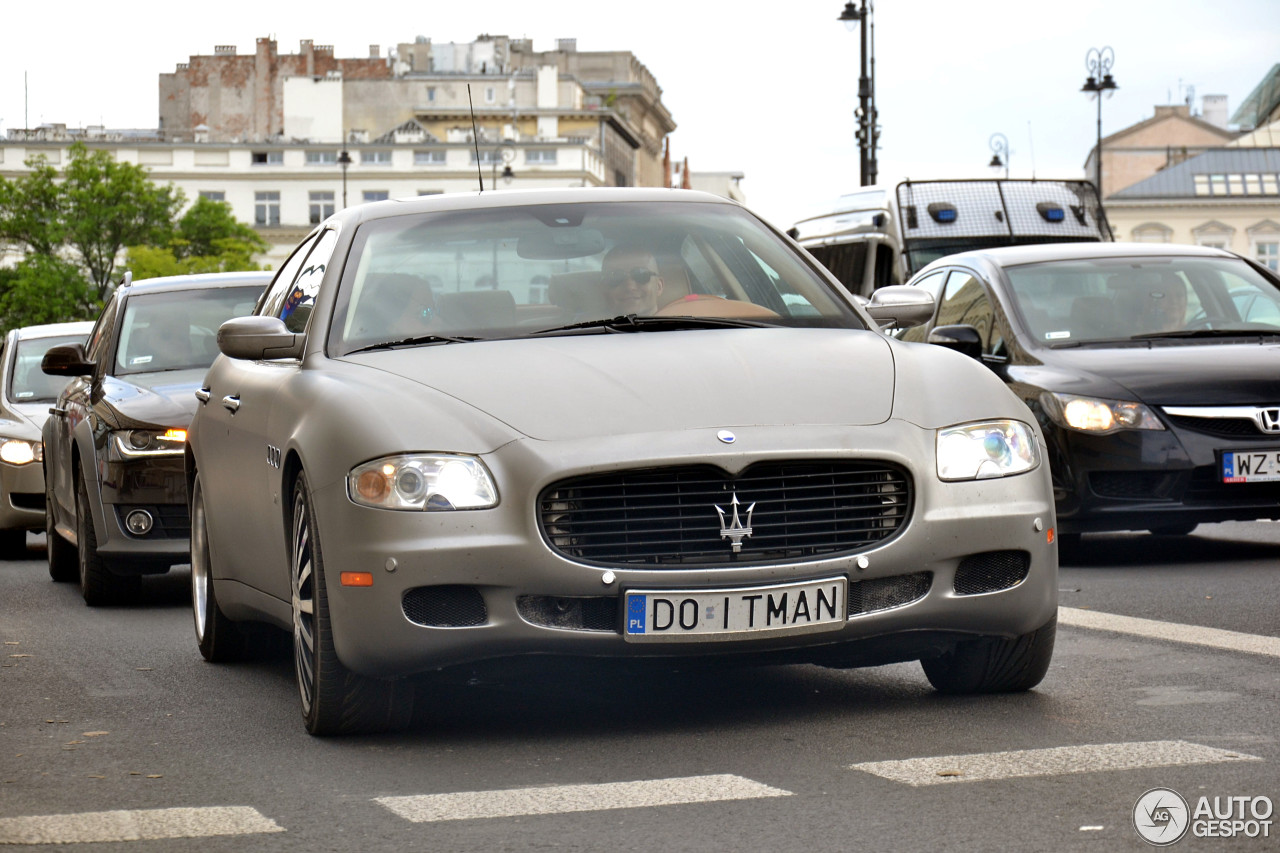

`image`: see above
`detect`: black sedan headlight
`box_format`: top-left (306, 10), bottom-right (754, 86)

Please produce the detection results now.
top-left (0, 438), bottom-right (42, 466)
top-left (1040, 392), bottom-right (1164, 434)
top-left (109, 428), bottom-right (188, 459)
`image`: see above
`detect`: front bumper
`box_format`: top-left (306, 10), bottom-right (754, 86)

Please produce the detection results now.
top-left (0, 460), bottom-right (47, 531)
top-left (94, 453), bottom-right (190, 569)
top-left (1048, 421), bottom-right (1280, 533)
top-left (302, 422), bottom-right (1059, 679)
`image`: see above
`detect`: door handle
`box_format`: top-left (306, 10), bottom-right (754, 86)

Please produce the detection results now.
top-left (222, 394), bottom-right (241, 413)
top-left (195, 388), bottom-right (211, 404)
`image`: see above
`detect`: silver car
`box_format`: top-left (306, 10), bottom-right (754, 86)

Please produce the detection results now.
top-left (188, 188), bottom-right (1059, 735)
top-left (0, 322), bottom-right (95, 559)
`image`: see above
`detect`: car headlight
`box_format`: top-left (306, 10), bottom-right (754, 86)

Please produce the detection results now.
top-left (0, 438), bottom-right (42, 466)
top-left (1040, 392), bottom-right (1165, 434)
top-left (349, 454), bottom-right (498, 511)
top-left (937, 420), bottom-right (1039, 481)
top-left (109, 428), bottom-right (188, 458)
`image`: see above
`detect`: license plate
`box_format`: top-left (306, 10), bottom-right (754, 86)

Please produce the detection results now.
top-left (623, 577), bottom-right (847, 643)
top-left (1222, 450), bottom-right (1280, 483)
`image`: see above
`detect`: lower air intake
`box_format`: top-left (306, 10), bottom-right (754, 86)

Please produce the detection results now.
top-left (847, 572), bottom-right (932, 616)
top-left (402, 585), bottom-right (487, 627)
top-left (953, 550), bottom-right (1030, 595)
top-left (516, 596), bottom-right (618, 632)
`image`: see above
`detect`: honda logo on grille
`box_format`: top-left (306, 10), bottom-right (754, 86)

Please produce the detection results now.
top-left (1261, 408), bottom-right (1280, 434)
top-left (715, 492), bottom-right (755, 553)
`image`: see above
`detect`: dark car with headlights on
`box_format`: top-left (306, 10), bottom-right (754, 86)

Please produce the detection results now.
top-left (0, 321), bottom-right (95, 558)
top-left (42, 271), bottom-right (270, 603)
top-left (188, 188), bottom-right (1059, 735)
top-left (899, 242), bottom-right (1280, 543)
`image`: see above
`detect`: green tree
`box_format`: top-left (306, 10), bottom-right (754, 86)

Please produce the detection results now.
top-left (0, 155), bottom-right (65, 256)
top-left (0, 255), bottom-right (96, 328)
top-left (60, 142), bottom-right (183, 297)
top-left (172, 196), bottom-right (267, 260)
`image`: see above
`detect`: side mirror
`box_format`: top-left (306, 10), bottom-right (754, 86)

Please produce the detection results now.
top-left (865, 285), bottom-right (935, 329)
top-left (928, 324), bottom-right (983, 360)
top-left (41, 344), bottom-right (95, 377)
top-left (217, 316), bottom-right (303, 360)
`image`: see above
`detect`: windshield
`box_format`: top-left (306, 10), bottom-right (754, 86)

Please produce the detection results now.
top-left (1004, 256), bottom-right (1280, 345)
top-left (331, 201), bottom-right (862, 354)
top-left (115, 286), bottom-right (264, 375)
top-left (8, 334), bottom-right (88, 403)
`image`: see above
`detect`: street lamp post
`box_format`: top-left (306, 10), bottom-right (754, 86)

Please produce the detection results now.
top-left (491, 141), bottom-right (516, 190)
top-left (1080, 47), bottom-right (1118, 200)
top-left (337, 144), bottom-right (352, 209)
top-left (838, 2), bottom-right (877, 186)
top-left (988, 132), bottom-right (1010, 179)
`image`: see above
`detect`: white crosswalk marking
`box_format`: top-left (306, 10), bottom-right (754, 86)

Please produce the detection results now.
top-left (850, 740), bottom-right (1260, 786)
top-left (0, 806), bottom-right (283, 845)
top-left (1060, 606), bottom-right (1280, 658)
top-left (375, 774), bottom-right (792, 823)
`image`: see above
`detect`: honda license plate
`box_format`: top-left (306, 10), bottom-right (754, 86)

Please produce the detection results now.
top-left (1222, 449), bottom-right (1280, 483)
top-left (623, 577), bottom-right (847, 643)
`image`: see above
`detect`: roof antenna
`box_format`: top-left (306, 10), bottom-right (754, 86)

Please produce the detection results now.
top-left (467, 84), bottom-right (484, 193)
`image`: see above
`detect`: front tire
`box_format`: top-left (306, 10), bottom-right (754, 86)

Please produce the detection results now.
top-left (290, 473), bottom-right (411, 735)
top-left (921, 614), bottom-right (1056, 694)
top-left (76, 471), bottom-right (138, 606)
top-left (192, 474), bottom-right (246, 661)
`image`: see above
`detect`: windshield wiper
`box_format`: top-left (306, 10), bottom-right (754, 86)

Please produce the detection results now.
top-left (346, 333), bottom-right (481, 354)
top-left (533, 314), bottom-right (770, 335)
top-left (1131, 328), bottom-right (1280, 340)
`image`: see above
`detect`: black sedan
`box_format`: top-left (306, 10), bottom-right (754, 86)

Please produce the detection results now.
top-left (897, 242), bottom-right (1280, 542)
top-left (42, 271), bottom-right (270, 604)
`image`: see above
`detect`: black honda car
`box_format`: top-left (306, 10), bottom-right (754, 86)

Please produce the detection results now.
top-left (897, 242), bottom-right (1280, 543)
top-left (41, 271), bottom-right (270, 604)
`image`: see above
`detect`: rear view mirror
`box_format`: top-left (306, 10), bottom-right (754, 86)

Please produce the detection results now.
top-left (217, 316), bottom-right (303, 360)
top-left (41, 344), bottom-right (95, 377)
top-left (516, 228), bottom-right (606, 260)
top-left (865, 285), bottom-right (935, 329)
top-left (928, 324), bottom-right (984, 360)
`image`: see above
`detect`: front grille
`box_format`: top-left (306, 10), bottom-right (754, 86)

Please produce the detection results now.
top-left (1168, 415), bottom-right (1266, 439)
top-left (114, 504), bottom-right (190, 539)
top-left (402, 585), bottom-right (487, 627)
top-left (848, 572), bottom-right (931, 615)
top-left (1088, 471), bottom-right (1174, 500)
top-left (1184, 466), bottom-right (1280, 506)
top-left (517, 596), bottom-right (618, 631)
top-left (539, 461), bottom-right (911, 567)
top-left (954, 551), bottom-right (1030, 595)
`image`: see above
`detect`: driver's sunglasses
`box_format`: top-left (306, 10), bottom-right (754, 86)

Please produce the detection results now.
top-left (604, 268), bottom-right (657, 288)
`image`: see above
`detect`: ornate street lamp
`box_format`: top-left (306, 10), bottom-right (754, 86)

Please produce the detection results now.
top-left (838, 2), bottom-right (878, 186)
top-left (337, 145), bottom-right (353, 209)
top-left (989, 132), bottom-right (1009, 178)
top-left (492, 141), bottom-right (516, 190)
top-left (1081, 47), bottom-right (1118, 199)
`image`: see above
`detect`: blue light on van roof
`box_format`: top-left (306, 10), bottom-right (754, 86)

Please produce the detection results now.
top-left (927, 202), bottom-right (958, 224)
top-left (1036, 202), bottom-right (1066, 223)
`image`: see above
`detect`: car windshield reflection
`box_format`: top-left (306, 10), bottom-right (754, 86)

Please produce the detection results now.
top-left (115, 287), bottom-right (265, 375)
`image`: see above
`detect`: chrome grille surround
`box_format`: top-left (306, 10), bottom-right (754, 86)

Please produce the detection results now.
top-left (539, 461), bottom-right (911, 567)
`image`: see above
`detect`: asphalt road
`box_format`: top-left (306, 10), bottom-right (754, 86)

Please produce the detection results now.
top-left (1, 523), bottom-right (1277, 852)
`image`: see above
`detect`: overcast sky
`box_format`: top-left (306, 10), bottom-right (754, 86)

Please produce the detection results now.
top-left (2, 0), bottom-right (1277, 229)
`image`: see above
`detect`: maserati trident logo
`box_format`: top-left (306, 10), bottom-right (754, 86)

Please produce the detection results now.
top-left (1260, 408), bottom-right (1280, 434)
top-left (715, 492), bottom-right (755, 553)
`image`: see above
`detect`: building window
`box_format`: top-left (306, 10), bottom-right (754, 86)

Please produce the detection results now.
top-left (414, 150), bottom-right (447, 165)
top-left (255, 191), bottom-right (280, 225)
top-left (306, 151), bottom-right (338, 166)
top-left (198, 190), bottom-right (225, 202)
top-left (1255, 241), bottom-right (1279, 271)
top-left (1245, 175), bottom-right (1264, 195)
top-left (1131, 224), bottom-right (1172, 243)
top-left (426, 87), bottom-right (436, 102)
top-left (1209, 175), bottom-right (1228, 195)
top-left (470, 150), bottom-right (503, 165)
top-left (1193, 175), bottom-right (1210, 196)
top-left (525, 149), bottom-right (557, 164)
top-left (485, 87), bottom-right (496, 104)
top-left (252, 151), bottom-right (283, 166)
top-left (309, 191), bottom-right (335, 224)
top-left (361, 150), bottom-right (392, 165)
top-left (363, 190), bottom-right (389, 203)
top-left (1264, 175), bottom-right (1280, 195)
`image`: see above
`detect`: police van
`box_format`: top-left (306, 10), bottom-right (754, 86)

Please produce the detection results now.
top-left (789, 179), bottom-right (1111, 298)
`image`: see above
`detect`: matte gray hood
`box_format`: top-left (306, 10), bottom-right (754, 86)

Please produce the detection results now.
top-left (344, 328), bottom-right (896, 441)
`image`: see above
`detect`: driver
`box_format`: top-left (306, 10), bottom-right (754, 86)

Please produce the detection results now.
top-left (601, 245), bottom-right (665, 317)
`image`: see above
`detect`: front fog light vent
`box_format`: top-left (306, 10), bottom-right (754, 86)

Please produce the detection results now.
top-left (124, 509), bottom-right (154, 536)
top-left (953, 550), bottom-right (1030, 595)
top-left (402, 585), bottom-right (487, 627)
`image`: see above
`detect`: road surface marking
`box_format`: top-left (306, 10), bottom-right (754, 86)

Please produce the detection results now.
top-left (375, 774), bottom-right (792, 823)
top-left (1060, 606), bottom-right (1280, 658)
top-left (850, 740), bottom-right (1259, 786)
top-left (0, 806), bottom-right (283, 845)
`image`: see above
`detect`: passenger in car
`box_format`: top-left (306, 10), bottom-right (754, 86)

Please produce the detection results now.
top-left (1113, 274), bottom-right (1188, 335)
top-left (601, 245), bottom-right (665, 316)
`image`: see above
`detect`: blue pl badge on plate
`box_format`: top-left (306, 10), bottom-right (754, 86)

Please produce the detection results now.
top-left (1223, 455), bottom-right (1235, 479)
top-left (626, 594), bottom-right (646, 634)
